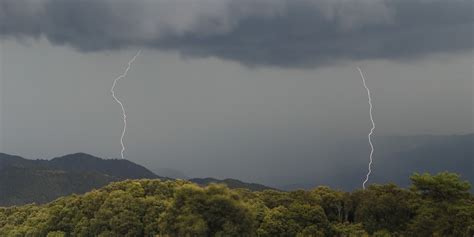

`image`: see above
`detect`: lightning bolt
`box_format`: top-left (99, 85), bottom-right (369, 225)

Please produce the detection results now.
top-left (358, 67), bottom-right (375, 190)
top-left (110, 50), bottom-right (141, 159)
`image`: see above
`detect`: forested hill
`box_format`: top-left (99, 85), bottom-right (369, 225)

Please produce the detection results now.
top-left (0, 172), bottom-right (472, 236)
top-left (0, 153), bottom-right (274, 206)
top-left (189, 177), bottom-right (275, 191)
top-left (48, 153), bottom-right (159, 179)
top-left (0, 153), bottom-right (159, 179)
top-left (0, 153), bottom-right (161, 206)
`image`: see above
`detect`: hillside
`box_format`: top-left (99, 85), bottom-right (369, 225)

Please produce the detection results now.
top-left (189, 177), bottom-right (275, 191)
top-left (0, 153), bottom-right (274, 206)
top-left (0, 153), bottom-right (161, 206)
top-left (47, 153), bottom-right (159, 179)
top-left (0, 172), bottom-right (472, 236)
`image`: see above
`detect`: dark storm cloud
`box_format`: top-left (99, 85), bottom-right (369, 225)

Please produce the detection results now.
top-left (1, 0), bottom-right (473, 67)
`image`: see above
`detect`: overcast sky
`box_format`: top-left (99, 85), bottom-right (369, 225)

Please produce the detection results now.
top-left (0, 0), bottom-right (473, 187)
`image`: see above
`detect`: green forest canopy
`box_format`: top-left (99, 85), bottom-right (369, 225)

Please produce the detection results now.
top-left (0, 172), bottom-right (473, 237)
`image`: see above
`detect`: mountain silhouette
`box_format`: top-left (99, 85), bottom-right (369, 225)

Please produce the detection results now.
top-left (0, 153), bottom-right (274, 206)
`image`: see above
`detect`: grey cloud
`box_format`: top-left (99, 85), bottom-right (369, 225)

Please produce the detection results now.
top-left (1, 0), bottom-right (473, 67)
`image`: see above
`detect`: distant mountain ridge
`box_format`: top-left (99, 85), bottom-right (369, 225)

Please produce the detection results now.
top-left (0, 153), bottom-right (274, 206)
top-left (371, 133), bottom-right (473, 187)
top-left (278, 133), bottom-right (474, 191)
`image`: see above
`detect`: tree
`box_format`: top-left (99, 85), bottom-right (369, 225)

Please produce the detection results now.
top-left (46, 231), bottom-right (66, 237)
top-left (331, 222), bottom-right (368, 237)
top-left (91, 190), bottom-right (145, 236)
top-left (257, 190), bottom-right (293, 209)
top-left (311, 186), bottom-right (346, 222)
top-left (407, 172), bottom-right (474, 236)
top-left (410, 172), bottom-right (471, 201)
top-left (257, 203), bottom-right (330, 236)
top-left (159, 184), bottom-right (255, 236)
top-left (354, 184), bottom-right (415, 234)
top-left (257, 206), bottom-right (300, 236)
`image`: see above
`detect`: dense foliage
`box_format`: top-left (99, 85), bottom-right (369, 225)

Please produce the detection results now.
top-left (0, 172), bottom-right (472, 237)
